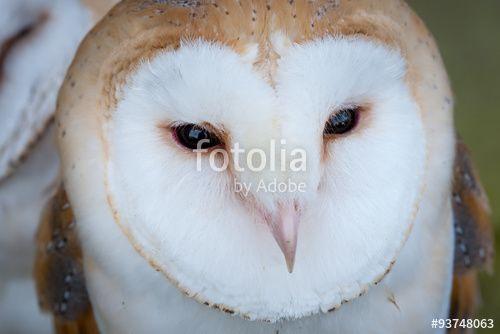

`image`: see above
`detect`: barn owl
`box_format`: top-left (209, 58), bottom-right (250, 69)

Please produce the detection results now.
top-left (35, 0), bottom-right (493, 333)
top-left (0, 0), bottom-right (116, 332)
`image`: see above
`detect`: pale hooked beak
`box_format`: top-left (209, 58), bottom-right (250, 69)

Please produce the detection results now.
top-left (267, 201), bottom-right (301, 273)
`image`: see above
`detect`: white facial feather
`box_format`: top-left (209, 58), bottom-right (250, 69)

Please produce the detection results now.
top-left (102, 37), bottom-right (427, 321)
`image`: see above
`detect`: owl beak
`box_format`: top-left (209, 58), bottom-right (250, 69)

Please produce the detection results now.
top-left (267, 201), bottom-right (301, 273)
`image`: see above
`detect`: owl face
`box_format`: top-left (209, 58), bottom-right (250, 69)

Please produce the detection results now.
top-left (102, 36), bottom-right (426, 321)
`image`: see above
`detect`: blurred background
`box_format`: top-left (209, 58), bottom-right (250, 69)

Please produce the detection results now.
top-left (408, 1), bottom-right (500, 332)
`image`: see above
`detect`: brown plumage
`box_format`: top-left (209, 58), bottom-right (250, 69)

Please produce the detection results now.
top-left (35, 189), bottom-right (97, 332)
top-left (448, 139), bottom-right (494, 334)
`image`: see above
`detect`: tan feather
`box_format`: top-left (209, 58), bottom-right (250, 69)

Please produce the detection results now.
top-left (449, 138), bottom-right (494, 330)
top-left (35, 187), bottom-right (97, 333)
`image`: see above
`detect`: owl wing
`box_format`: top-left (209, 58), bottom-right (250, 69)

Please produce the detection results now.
top-left (34, 186), bottom-right (99, 334)
top-left (449, 138), bottom-right (494, 329)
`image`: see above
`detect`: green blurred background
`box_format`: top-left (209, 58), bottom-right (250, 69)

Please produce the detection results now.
top-left (407, 1), bottom-right (500, 332)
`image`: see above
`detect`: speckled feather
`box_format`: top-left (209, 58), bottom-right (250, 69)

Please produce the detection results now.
top-left (35, 188), bottom-right (98, 332)
top-left (448, 139), bottom-right (494, 333)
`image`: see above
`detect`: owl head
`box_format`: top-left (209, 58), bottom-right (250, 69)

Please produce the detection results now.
top-left (57, 0), bottom-right (454, 321)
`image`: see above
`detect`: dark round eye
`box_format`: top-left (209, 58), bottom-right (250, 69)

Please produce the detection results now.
top-left (324, 108), bottom-right (359, 135)
top-left (173, 124), bottom-right (221, 150)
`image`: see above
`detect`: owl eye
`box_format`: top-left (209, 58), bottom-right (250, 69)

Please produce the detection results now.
top-left (173, 124), bottom-right (221, 150)
top-left (323, 107), bottom-right (359, 135)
